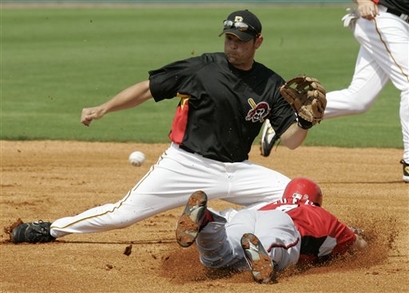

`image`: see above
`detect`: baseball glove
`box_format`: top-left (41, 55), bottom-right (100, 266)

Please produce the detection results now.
top-left (280, 76), bottom-right (327, 129)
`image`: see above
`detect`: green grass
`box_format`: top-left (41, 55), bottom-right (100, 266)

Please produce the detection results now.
top-left (1, 6), bottom-right (403, 149)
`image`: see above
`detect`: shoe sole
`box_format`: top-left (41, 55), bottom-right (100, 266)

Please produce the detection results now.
top-left (260, 120), bottom-right (277, 157)
top-left (176, 191), bottom-right (207, 247)
top-left (241, 233), bottom-right (274, 283)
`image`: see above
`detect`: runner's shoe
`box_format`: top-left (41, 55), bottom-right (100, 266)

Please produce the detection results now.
top-left (241, 233), bottom-right (275, 283)
top-left (11, 220), bottom-right (55, 243)
top-left (176, 190), bottom-right (208, 247)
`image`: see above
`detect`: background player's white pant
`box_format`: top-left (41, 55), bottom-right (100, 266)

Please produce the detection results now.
top-left (325, 6), bottom-right (409, 161)
top-left (50, 143), bottom-right (290, 238)
top-left (196, 209), bottom-right (301, 271)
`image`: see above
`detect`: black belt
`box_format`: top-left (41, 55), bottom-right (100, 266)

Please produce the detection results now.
top-left (386, 8), bottom-right (409, 23)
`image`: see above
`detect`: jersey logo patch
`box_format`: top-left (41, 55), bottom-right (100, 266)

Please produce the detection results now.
top-left (245, 98), bottom-right (270, 123)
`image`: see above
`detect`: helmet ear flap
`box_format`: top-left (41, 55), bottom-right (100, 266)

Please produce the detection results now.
top-left (282, 177), bottom-right (323, 206)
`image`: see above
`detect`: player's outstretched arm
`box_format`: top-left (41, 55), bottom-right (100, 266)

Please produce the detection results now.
top-left (81, 80), bottom-right (152, 126)
top-left (279, 122), bottom-right (308, 150)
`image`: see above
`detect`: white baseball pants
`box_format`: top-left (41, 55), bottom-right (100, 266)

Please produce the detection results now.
top-left (50, 143), bottom-right (290, 238)
top-left (196, 209), bottom-right (301, 271)
top-left (325, 5), bottom-right (409, 162)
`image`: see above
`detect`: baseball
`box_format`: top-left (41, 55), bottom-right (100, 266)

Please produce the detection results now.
top-left (129, 151), bottom-right (145, 167)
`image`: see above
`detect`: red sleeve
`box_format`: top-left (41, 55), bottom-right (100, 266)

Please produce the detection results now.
top-left (328, 216), bottom-right (357, 255)
top-left (288, 206), bottom-right (357, 258)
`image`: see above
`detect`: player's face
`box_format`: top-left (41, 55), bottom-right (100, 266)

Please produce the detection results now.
top-left (224, 34), bottom-right (262, 70)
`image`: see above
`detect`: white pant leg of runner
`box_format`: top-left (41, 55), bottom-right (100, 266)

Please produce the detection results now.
top-left (196, 209), bottom-right (301, 271)
top-left (251, 210), bottom-right (301, 271)
top-left (50, 144), bottom-right (289, 238)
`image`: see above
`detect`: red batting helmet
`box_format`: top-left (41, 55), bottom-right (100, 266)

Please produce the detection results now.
top-left (283, 177), bottom-right (323, 206)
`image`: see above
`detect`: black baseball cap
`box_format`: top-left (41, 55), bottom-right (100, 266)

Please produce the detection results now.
top-left (219, 10), bottom-right (262, 42)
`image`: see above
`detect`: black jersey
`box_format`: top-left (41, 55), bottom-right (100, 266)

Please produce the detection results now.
top-left (149, 52), bottom-right (296, 163)
top-left (378, 0), bottom-right (409, 14)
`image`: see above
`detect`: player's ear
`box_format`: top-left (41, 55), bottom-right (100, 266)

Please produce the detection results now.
top-left (254, 34), bottom-right (263, 48)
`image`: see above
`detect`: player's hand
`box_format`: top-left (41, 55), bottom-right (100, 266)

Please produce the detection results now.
top-left (279, 75), bottom-right (326, 128)
top-left (353, 233), bottom-right (368, 250)
top-left (81, 106), bottom-right (106, 126)
top-left (356, 0), bottom-right (379, 20)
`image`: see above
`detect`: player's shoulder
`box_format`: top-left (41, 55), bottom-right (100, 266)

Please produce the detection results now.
top-left (300, 204), bottom-right (338, 220)
top-left (174, 53), bottom-right (226, 73)
top-left (184, 53), bottom-right (229, 70)
top-left (253, 61), bottom-right (285, 83)
top-left (199, 52), bottom-right (227, 63)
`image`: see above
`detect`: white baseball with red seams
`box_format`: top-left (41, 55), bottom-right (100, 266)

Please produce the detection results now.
top-left (129, 151), bottom-right (145, 167)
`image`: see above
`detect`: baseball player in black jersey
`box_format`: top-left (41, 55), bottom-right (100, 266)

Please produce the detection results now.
top-left (11, 10), bottom-right (322, 243)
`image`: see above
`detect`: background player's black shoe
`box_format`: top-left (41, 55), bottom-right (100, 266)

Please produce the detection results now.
top-left (176, 190), bottom-right (208, 247)
top-left (11, 220), bottom-right (55, 243)
top-left (401, 159), bottom-right (409, 183)
top-left (260, 119), bottom-right (279, 157)
top-left (241, 233), bottom-right (275, 284)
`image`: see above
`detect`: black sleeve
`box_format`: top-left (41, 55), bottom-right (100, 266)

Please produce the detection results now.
top-left (378, 0), bottom-right (409, 14)
top-left (148, 55), bottom-right (207, 101)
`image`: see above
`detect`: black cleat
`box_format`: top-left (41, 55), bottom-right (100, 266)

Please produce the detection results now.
top-left (11, 221), bottom-right (55, 243)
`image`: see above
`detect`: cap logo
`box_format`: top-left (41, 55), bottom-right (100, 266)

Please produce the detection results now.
top-left (234, 16), bottom-right (244, 22)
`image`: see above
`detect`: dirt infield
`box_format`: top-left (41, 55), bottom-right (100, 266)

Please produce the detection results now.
top-left (1, 140), bottom-right (408, 293)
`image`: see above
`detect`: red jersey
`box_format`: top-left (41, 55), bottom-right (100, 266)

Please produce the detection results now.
top-left (260, 199), bottom-right (356, 264)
